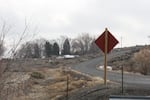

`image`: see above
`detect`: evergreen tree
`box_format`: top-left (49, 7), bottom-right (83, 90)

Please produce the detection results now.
top-left (44, 41), bottom-right (52, 57)
top-left (62, 39), bottom-right (70, 55)
top-left (53, 42), bottom-right (59, 55)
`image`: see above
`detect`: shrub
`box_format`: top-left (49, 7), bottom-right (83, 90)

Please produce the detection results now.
top-left (132, 48), bottom-right (150, 75)
top-left (31, 72), bottom-right (45, 79)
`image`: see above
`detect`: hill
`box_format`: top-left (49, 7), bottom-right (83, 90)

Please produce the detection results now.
top-left (108, 45), bottom-right (150, 74)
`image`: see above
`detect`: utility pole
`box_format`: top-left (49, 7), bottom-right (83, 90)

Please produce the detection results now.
top-left (148, 36), bottom-right (150, 43)
top-left (121, 36), bottom-right (124, 95)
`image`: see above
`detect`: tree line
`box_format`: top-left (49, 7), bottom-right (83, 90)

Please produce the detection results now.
top-left (0, 21), bottom-right (100, 59)
top-left (0, 20), bottom-right (100, 59)
top-left (0, 33), bottom-right (100, 58)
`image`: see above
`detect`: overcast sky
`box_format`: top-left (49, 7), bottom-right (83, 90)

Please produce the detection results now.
top-left (0, 0), bottom-right (150, 47)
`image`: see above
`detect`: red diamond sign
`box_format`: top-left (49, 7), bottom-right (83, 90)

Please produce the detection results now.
top-left (95, 28), bottom-right (119, 53)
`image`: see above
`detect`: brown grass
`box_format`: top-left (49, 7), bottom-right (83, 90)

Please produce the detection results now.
top-left (0, 67), bottom-right (103, 100)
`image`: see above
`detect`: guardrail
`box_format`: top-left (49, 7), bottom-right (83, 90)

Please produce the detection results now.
top-left (109, 95), bottom-right (150, 100)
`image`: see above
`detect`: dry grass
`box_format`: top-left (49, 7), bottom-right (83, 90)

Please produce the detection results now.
top-left (0, 66), bottom-right (104, 100)
top-left (0, 54), bottom-right (105, 100)
top-left (25, 67), bottom-right (104, 100)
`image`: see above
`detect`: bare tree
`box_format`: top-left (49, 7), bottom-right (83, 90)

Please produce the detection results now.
top-left (0, 19), bottom-right (38, 99)
top-left (81, 33), bottom-right (93, 53)
top-left (72, 39), bottom-right (84, 54)
top-left (33, 43), bottom-right (41, 58)
top-left (56, 35), bottom-right (68, 55)
top-left (71, 33), bottom-right (93, 55)
top-left (8, 19), bottom-right (33, 58)
top-left (0, 20), bottom-right (11, 57)
top-left (33, 38), bottom-right (47, 58)
top-left (0, 20), bottom-right (12, 77)
top-left (89, 39), bottom-right (99, 54)
top-left (16, 40), bottom-right (42, 58)
top-left (0, 18), bottom-right (39, 72)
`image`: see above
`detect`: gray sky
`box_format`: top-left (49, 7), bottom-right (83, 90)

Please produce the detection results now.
top-left (0, 0), bottom-right (150, 47)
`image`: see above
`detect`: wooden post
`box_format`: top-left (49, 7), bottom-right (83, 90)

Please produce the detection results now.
top-left (66, 74), bottom-right (69, 100)
top-left (104, 28), bottom-right (108, 85)
top-left (122, 66), bottom-right (124, 94)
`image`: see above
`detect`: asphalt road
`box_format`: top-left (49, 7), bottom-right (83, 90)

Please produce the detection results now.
top-left (71, 50), bottom-right (150, 87)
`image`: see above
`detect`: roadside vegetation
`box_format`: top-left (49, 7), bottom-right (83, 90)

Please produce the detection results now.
top-left (31, 72), bottom-right (45, 79)
top-left (0, 65), bottom-right (104, 100)
top-left (109, 46), bottom-right (150, 75)
top-left (132, 47), bottom-right (150, 75)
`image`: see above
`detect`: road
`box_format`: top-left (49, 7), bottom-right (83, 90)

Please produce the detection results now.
top-left (71, 50), bottom-right (150, 87)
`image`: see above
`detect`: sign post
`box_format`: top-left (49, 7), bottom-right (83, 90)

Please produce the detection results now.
top-left (95, 28), bottom-right (119, 85)
top-left (104, 28), bottom-right (108, 85)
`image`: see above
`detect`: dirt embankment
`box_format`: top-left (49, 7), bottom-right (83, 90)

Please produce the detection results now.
top-left (0, 63), bottom-right (104, 100)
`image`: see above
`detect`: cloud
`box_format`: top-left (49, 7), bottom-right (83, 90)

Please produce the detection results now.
top-left (0, 0), bottom-right (150, 47)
